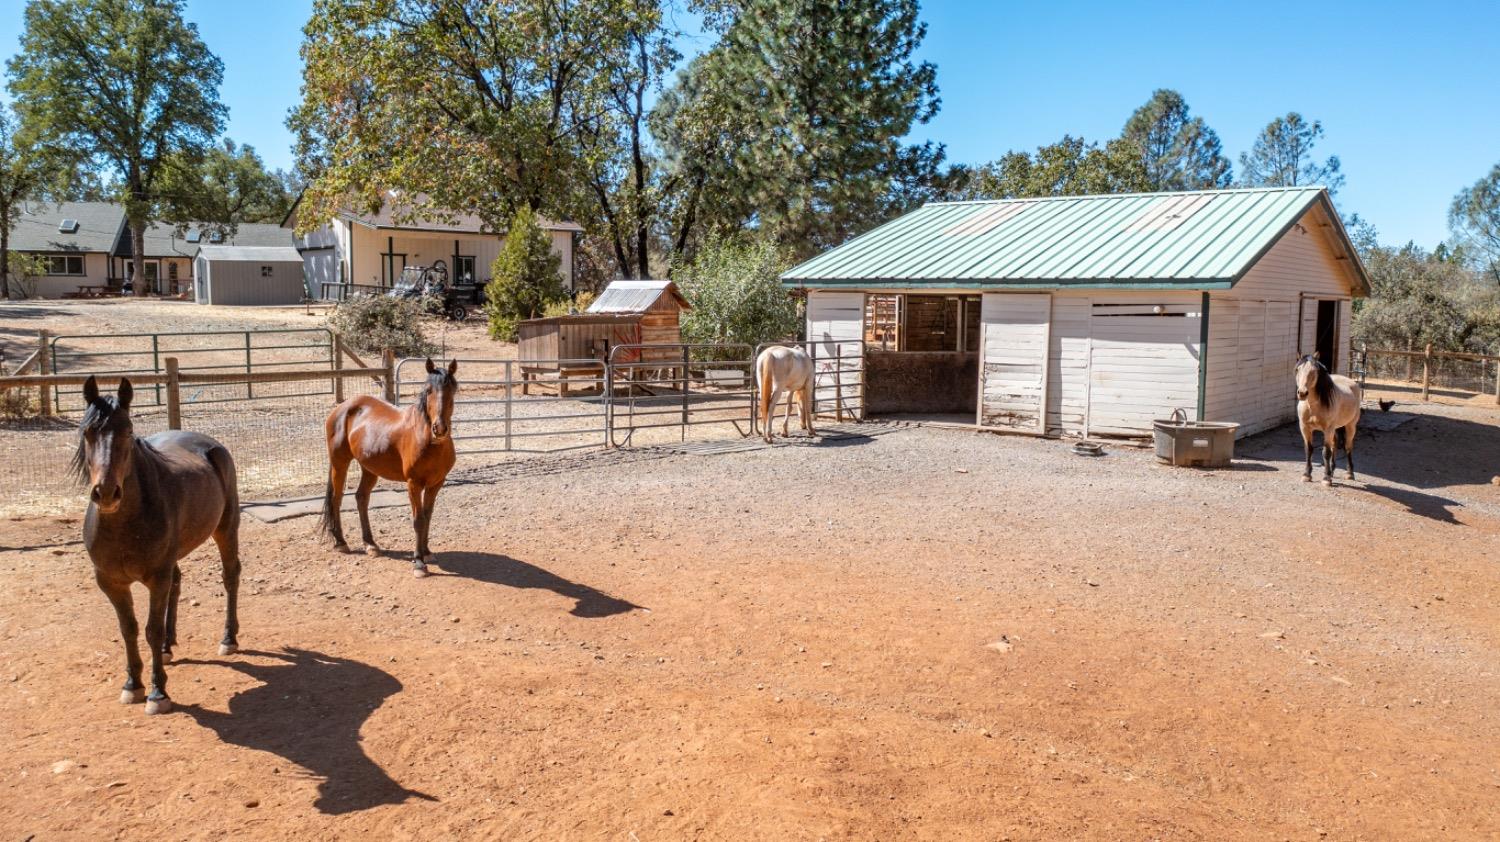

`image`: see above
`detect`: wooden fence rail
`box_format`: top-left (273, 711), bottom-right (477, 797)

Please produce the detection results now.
top-left (1363, 344), bottom-right (1500, 404)
top-left (0, 350), bottom-right (399, 428)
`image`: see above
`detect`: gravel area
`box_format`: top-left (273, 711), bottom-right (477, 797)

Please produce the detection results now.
top-left (1, 399), bottom-right (1497, 838)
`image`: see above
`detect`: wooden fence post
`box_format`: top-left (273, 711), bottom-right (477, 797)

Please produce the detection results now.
top-left (332, 334), bottom-right (346, 404)
top-left (164, 357), bottom-right (182, 430)
top-left (382, 349), bottom-right (397, 402)
top-left (1421, 343), bottom-right (1432, 402)
top-left (37, 329), bottom-right (52, 416)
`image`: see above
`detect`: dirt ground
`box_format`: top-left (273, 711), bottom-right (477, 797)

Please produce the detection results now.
top-left (2, 396), bottom-right (1498, 839)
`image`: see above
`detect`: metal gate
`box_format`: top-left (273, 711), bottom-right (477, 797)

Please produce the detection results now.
top-left (395, 357), bottom-right (609, 455)
top-left (391, 340), bottom-right (867, 456)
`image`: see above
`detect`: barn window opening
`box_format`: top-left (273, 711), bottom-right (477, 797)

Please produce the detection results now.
top-left (860, 292), bottom-right (982, 419)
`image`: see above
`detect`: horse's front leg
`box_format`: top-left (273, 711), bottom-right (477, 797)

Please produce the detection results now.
top-left (142, 569), bottom-right (174, 714)
top-left (418, 482), bottom-right (443, 564)
top-left (97, 574), bottom-right (144, 704)
top-left (355, 467), bottom-right (381, 556)
top-left (1300, 420), bottom-right (1314, 482)
top-left (1322, 432), bottom-right (1336, 486)
top-left (406, 481), bottom-right (429, 578)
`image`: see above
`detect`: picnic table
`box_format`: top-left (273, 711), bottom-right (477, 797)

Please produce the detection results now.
top-left (65, 284), bottom-right (125, 299)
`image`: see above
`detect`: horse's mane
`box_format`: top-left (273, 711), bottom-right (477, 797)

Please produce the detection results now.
top-left (70, 397), bottom-right (122, 484)
top-left (1312, 359), bottom-right (1334, 406)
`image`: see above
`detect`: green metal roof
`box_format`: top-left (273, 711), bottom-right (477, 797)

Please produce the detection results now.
top-left (782, 186), bottom-right (1368, 294)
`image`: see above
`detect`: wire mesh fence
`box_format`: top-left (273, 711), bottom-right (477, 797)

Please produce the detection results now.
top-left (1360, 347), bottom-right (1500, 401)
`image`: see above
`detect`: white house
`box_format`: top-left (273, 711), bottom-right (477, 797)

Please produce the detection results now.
top-left (781, 186), bottom-right (1370, 439)
top-left (283, 192), bottom-right (583, 296)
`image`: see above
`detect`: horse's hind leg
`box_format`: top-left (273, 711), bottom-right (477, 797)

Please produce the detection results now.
top-left (212, 518), bottom-right (241, 656)
top-left (1343, 422), bottom-right (1358, 481)
top-left (801, 385), bottom-right (816, 437)
top-left (355, 467), bottom-right (381, 556)
top-left (324, 453), bottom-right (351, 552)
top-left (97, 574), bottom-right (144, 704)
top-left (142, 571), bottom-right (173, 714)
top-left (163, 563), bottom-right (182, 663)
top-left (782, 390), bottom-right (794, 437)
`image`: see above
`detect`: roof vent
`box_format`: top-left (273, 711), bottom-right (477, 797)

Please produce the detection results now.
top-left (185, 230), bottom-right (202, 243)
top-left (58, 219), bottom-right (79, 234)
top-left (945, 203), bottom-right (1028, 236)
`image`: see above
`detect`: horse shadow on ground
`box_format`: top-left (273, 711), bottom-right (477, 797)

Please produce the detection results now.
top-left (428, 551), bottom-right (641, 618)
top-left (1235, 410), bottom-right (1497, 524)
top-left (178, 648), bottom-right (435, 815)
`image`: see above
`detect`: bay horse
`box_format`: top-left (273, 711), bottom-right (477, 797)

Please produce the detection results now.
top-left (74, 376), bottom-right (242, 715)
top-left (1294, 354), bottom-right (1362, 485)
top-left (755, 345), bottom-right (816, 444)
top-left (322, 358), bottom-right (457, 576)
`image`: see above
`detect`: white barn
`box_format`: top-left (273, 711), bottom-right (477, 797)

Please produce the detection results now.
top-left (781, 186), bottom-right (1370, 439)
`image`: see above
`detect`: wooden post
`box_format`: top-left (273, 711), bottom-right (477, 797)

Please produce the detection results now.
top-left (164, 357), bottom-right (182, 430)
top-left (832, 345), bottom-right (846, 423)
top-left (37, 330), bottom-right (52, 416)
top-left (382, 348), bottom-right (397, 403)
top-left (1421, 343), bottom-right (1432, 402)
top-left (1494, 357), bottom-right (1499, 405)
top-left (332, 334), bottom-right (346, 404)
top-left (1405, 338), bottom-right (1414, 381)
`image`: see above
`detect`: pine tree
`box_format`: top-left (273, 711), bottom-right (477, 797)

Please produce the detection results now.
top-left (1121, 89), bottom-right (1232, 191)
top-left (484, 207), bottom-right (566, 341)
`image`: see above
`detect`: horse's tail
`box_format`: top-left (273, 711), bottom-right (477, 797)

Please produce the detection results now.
top-left (756, 350), bottom-right (774, 430)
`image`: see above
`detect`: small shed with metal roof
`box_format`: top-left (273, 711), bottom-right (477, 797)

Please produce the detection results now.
top-left (515, 280), bottom-right (691, 393)
top-left (193, 246), bottom-right (307, 306)
top-left (781, 186), bottom-right (1369, 438)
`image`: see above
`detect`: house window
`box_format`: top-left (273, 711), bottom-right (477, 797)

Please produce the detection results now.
top-left (45, 254), bottom-right (85, 276)
top-left (455, 255), bottom-right (476, 283)
top-left (260, 266), bottom-right (274, 277)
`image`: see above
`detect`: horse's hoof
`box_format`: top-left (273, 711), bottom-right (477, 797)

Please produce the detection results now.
top-left (218, 643), bottom-right (238, 656)
top-left (144, 697), bottom-right (172, 716)
top-left (1322, 478), bottom-right (1334, 487)
top-left (412, 564), bottom-right (429, 579)
top-left (1302, 475), bottom-right (1312, 483)
top-left (332, 542), bottom-right (350, 554)
top-left (365, 545), bottom-right (382, 558)
top-left (1347, 473), bottom-right (1356, 481)
top-left (161, 650), bottom-right (173, 664)
top-left (120, 688), bottom-right (145, 705)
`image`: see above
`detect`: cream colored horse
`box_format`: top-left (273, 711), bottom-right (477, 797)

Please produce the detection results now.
top-left (1295, 354), bottom-right (1362, 485)
top-left (755, 345), bottom-right (816, 443)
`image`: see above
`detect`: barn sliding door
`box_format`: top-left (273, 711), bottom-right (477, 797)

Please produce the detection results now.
top-left (977, 293), bottom-right (1051, 433)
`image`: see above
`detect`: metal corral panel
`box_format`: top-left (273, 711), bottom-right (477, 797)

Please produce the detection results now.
top-left (782, 186), bottom-right (1368, 294)
top-left (197, 246), bottom-right (307, 306)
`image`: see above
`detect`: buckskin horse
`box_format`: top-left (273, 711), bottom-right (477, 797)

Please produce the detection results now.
top-left (74, 376), bottom-right (242, 715)
top-left (322, 358), bottom-right (457, 576)
top-left (1294, 353), bottom-right (1362, 485)
top-left (755, 345), bottom-right (817, 444)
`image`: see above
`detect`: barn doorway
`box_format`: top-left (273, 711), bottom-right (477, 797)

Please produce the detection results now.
top-left (861, 293), bottom-right (981, 422)
top-left (1315, 299), bottom-right (1339, 372)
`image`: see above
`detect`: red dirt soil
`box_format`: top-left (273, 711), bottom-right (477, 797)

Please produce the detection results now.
top-left (2, 404), bottom-right (1498, 839)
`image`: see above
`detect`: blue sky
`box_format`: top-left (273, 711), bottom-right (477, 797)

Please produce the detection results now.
top-left (4, 0), bottom-right (1497, 248)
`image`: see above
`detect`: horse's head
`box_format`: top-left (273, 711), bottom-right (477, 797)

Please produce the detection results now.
top-left (421, 358), bottom-right (458, 441)
top-left (1294, 353), bottom-right (1325, 402)
top-left (73, 376), bottom-right (135, 514)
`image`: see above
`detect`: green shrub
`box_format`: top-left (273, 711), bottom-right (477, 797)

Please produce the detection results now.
top-left (326, 293), bottom-right (437, 357)
top-left (485, 206), bottom-right (567, 341)
top-left (675, 236), bottom-right (800, 358)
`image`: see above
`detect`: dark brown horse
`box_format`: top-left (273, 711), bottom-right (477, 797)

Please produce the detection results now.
top-left (321, 358), bottom-right (457, 577)
top-left (74, 376), bottom-right (242, 715)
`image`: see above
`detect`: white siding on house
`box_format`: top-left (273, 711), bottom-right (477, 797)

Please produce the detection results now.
top-left (978, 293), bottom-right (1051, 433)
top-left (340, 225), bottom-right (574, 289)
top-left (1204, 205), bottom-right (1359, 438)
top-left (20, 252), bottom-right (111, 298)
top-left (805, 291), bottom-right (865, 416)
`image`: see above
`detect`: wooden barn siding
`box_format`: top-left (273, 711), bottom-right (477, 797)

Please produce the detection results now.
top-left (804, 291), bottom-right (866, 414)
top-left (1205, 207), bottom-right (1359, 437)
top-left (1083, 297), bottom-right (1201, 436)
top-left (979, 293), bottom-right (1051, 432)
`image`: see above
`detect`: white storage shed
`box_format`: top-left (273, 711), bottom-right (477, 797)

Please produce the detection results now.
top-left (194, 246), bottom-right (308, 306)
top-left (781, 186), bottom-right (1370, 438)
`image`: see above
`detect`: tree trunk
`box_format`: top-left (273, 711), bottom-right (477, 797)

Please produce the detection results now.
top-left (0, 223), bottom-right (10, 301)
top-left (131, 220), bottom-right (149, 296)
